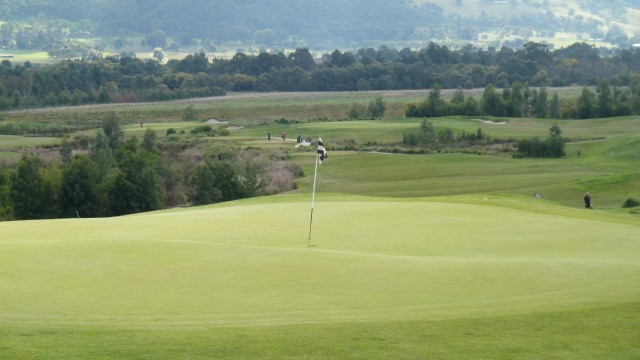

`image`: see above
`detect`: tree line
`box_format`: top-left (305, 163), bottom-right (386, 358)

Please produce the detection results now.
top-left (1, 42), bottom-right (640, 113)
top-left (406, 79), bottom-right (640, 120)
top-left (0, 113), bottom-right (302, 221)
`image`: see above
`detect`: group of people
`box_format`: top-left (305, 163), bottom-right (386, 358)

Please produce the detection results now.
top-left (267, 132), bottom-right (312, 144)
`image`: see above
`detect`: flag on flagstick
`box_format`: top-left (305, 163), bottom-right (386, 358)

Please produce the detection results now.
top-left (316, 137), bottom-right (328, 163)
top-left (308, 137), bottom-right (327, 246)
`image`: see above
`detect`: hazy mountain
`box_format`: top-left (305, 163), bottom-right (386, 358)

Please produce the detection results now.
top-left (1, 0), bottom-right (639, 50)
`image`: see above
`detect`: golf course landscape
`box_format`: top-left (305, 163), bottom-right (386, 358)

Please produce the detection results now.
top-left (1, 92), bottom-right (639, 358)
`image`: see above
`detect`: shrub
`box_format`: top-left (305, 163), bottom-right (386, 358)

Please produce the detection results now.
top-left (621, 198), bottom-right (640, 208)
top-left (215, 127), bottom-right (230, 136)
top-left (190, 125), bottom-right (213, 134)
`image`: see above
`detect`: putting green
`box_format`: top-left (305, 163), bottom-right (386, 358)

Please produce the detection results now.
top-left (1, 194), bottom-right (639, 329)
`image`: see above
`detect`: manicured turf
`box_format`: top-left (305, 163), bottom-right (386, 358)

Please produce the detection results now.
top-left (0, 135), bottom-right (59, 150)
top-left (1, 194), bottom-right (639, 358)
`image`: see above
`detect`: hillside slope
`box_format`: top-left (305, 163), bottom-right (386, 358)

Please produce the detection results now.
top-left (1, 0), bottom-right (638, 49)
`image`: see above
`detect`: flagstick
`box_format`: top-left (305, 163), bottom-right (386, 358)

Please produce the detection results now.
top-left (308, 153), bottom-right (320, 247)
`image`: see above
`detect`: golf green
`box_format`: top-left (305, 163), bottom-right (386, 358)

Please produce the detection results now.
top-left (2, 194), bottom-right (638, 329)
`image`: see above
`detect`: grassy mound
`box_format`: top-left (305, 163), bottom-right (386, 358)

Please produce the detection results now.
top-left (1, 194), bottom-right (639, 358)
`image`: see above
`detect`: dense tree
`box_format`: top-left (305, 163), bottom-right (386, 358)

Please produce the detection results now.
top-left (60, 155), bottom-right (103, 217)
top-left (9, 156), bottom-right (58, 219)
top-left (482, 84), bottom-right (504, 116)
top-left (169, 52), bottom-right (208, 74)
top-left (2, 39), bottom-right (640, 115)
top-left (546, 124), bottom-right (566, 158)
top-left (102, 112), bottom-right (124, 151)
top-left (142, 128), bottom-right (158, 153)
top-left (0, 170), bottom-right (12, 220)
top-left (517, 124), bottom-right (565, 158)
top-left (420, 119), bottom-right (436, 148)
top-left (368, 96), bottom-right (386, 118)
top-left (577, 87), bottom-right (596, 119)
top-left (596, 80), bottom-right (614, 118)
top-left (287, 48), bottom-right (315, 71)
top-left (189, 159), bottom-right (246, 205)
top-left (533, 87), bottom-right (548, 118)
top-left (189, 162), bottom-right (222, 205)
top-left (107, 146), bottom-right (162, 216)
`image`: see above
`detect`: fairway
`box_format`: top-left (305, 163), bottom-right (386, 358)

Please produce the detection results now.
top-left (1, 194), bottom-right (639, 357)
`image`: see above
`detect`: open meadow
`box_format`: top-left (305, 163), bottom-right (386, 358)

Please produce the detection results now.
top-left (1, 91), bottom-right (639, 358)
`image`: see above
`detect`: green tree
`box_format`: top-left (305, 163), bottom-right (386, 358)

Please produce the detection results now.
top-left (348, 102), bottom-right (367, 119)
top-left (507, 82), bottom-right (525, 117)
top-left (102, 112), bottom-right (124, 151)
top-left (60, 155), bottom-right (103, 218)
top-left (107, 149), bottom-right (162, 216)
top-left (597, 80), bottom-right (614, 118)
top-left (549, 92), bottom-right (560, 119)
top-left (190, 162), bottom-right (222, 205)
top-left (142, 128), bottom-right (158, 152)
top-left (463, 96), bottom-right (480, 116)
top-left (368, 96), bottom-right (386, 118)
top-left (182, 105), bottom-right (197, 121)
top-left (90, 132), bottom-right (115, 180)
top-left (578, 87), bottom-right (595, 119)
top-left (534, 87), bottom-right (548, 118)
top-left (153, 48), bottom-right (165, 62)
top-left (546, 124), bottom-right (565, 157)
top-left (425, 85), bottom-right (443, 117)
top-left (189, 158), bottom-right (246, 205)
top-left (288, 48), bottom-right (316, 71)
top-left (0, 170), bottom-right (13, 220)
top-left (437, 128), bottom-right (454, 146)
top-left (9, 156), bottom-right (50, 220)
top-left (211, 162), bottom-right (245, 202)
top-left (451, 88), bottom-right (465, 104)
top-left (482, 84), bottom-right (504, 116)
top-left (59, 139), bottom-right (73, 164)
top-left (420, 119), bottom-right (436, 148)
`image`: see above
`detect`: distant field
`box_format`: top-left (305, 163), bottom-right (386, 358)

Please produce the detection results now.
top-left (0, 50), bottom-right (53, 64)
top-left (0, 134), bottom-right (59, 150)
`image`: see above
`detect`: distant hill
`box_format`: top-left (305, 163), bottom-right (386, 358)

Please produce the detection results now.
top-left (0, 0), bottom-right (639, 51)
top-left (413, 0), bottom-right (640, 48)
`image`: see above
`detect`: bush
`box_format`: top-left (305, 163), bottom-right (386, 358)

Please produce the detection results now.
top-left (190, 125), bottom-right (213, 134)
top-left (621, 198), bottom-right (640, 208)
top-left (215, 127), bottom-right (230, 136)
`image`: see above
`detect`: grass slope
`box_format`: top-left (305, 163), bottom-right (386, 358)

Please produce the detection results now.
top-left (1, 194), bottom-right (639, 358)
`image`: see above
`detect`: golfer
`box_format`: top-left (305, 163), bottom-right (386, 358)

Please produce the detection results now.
top-left (584, 192), bottom-right (592, 209)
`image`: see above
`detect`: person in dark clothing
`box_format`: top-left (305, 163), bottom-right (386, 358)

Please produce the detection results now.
top-left (584, 192), bottom-right (592, 209)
